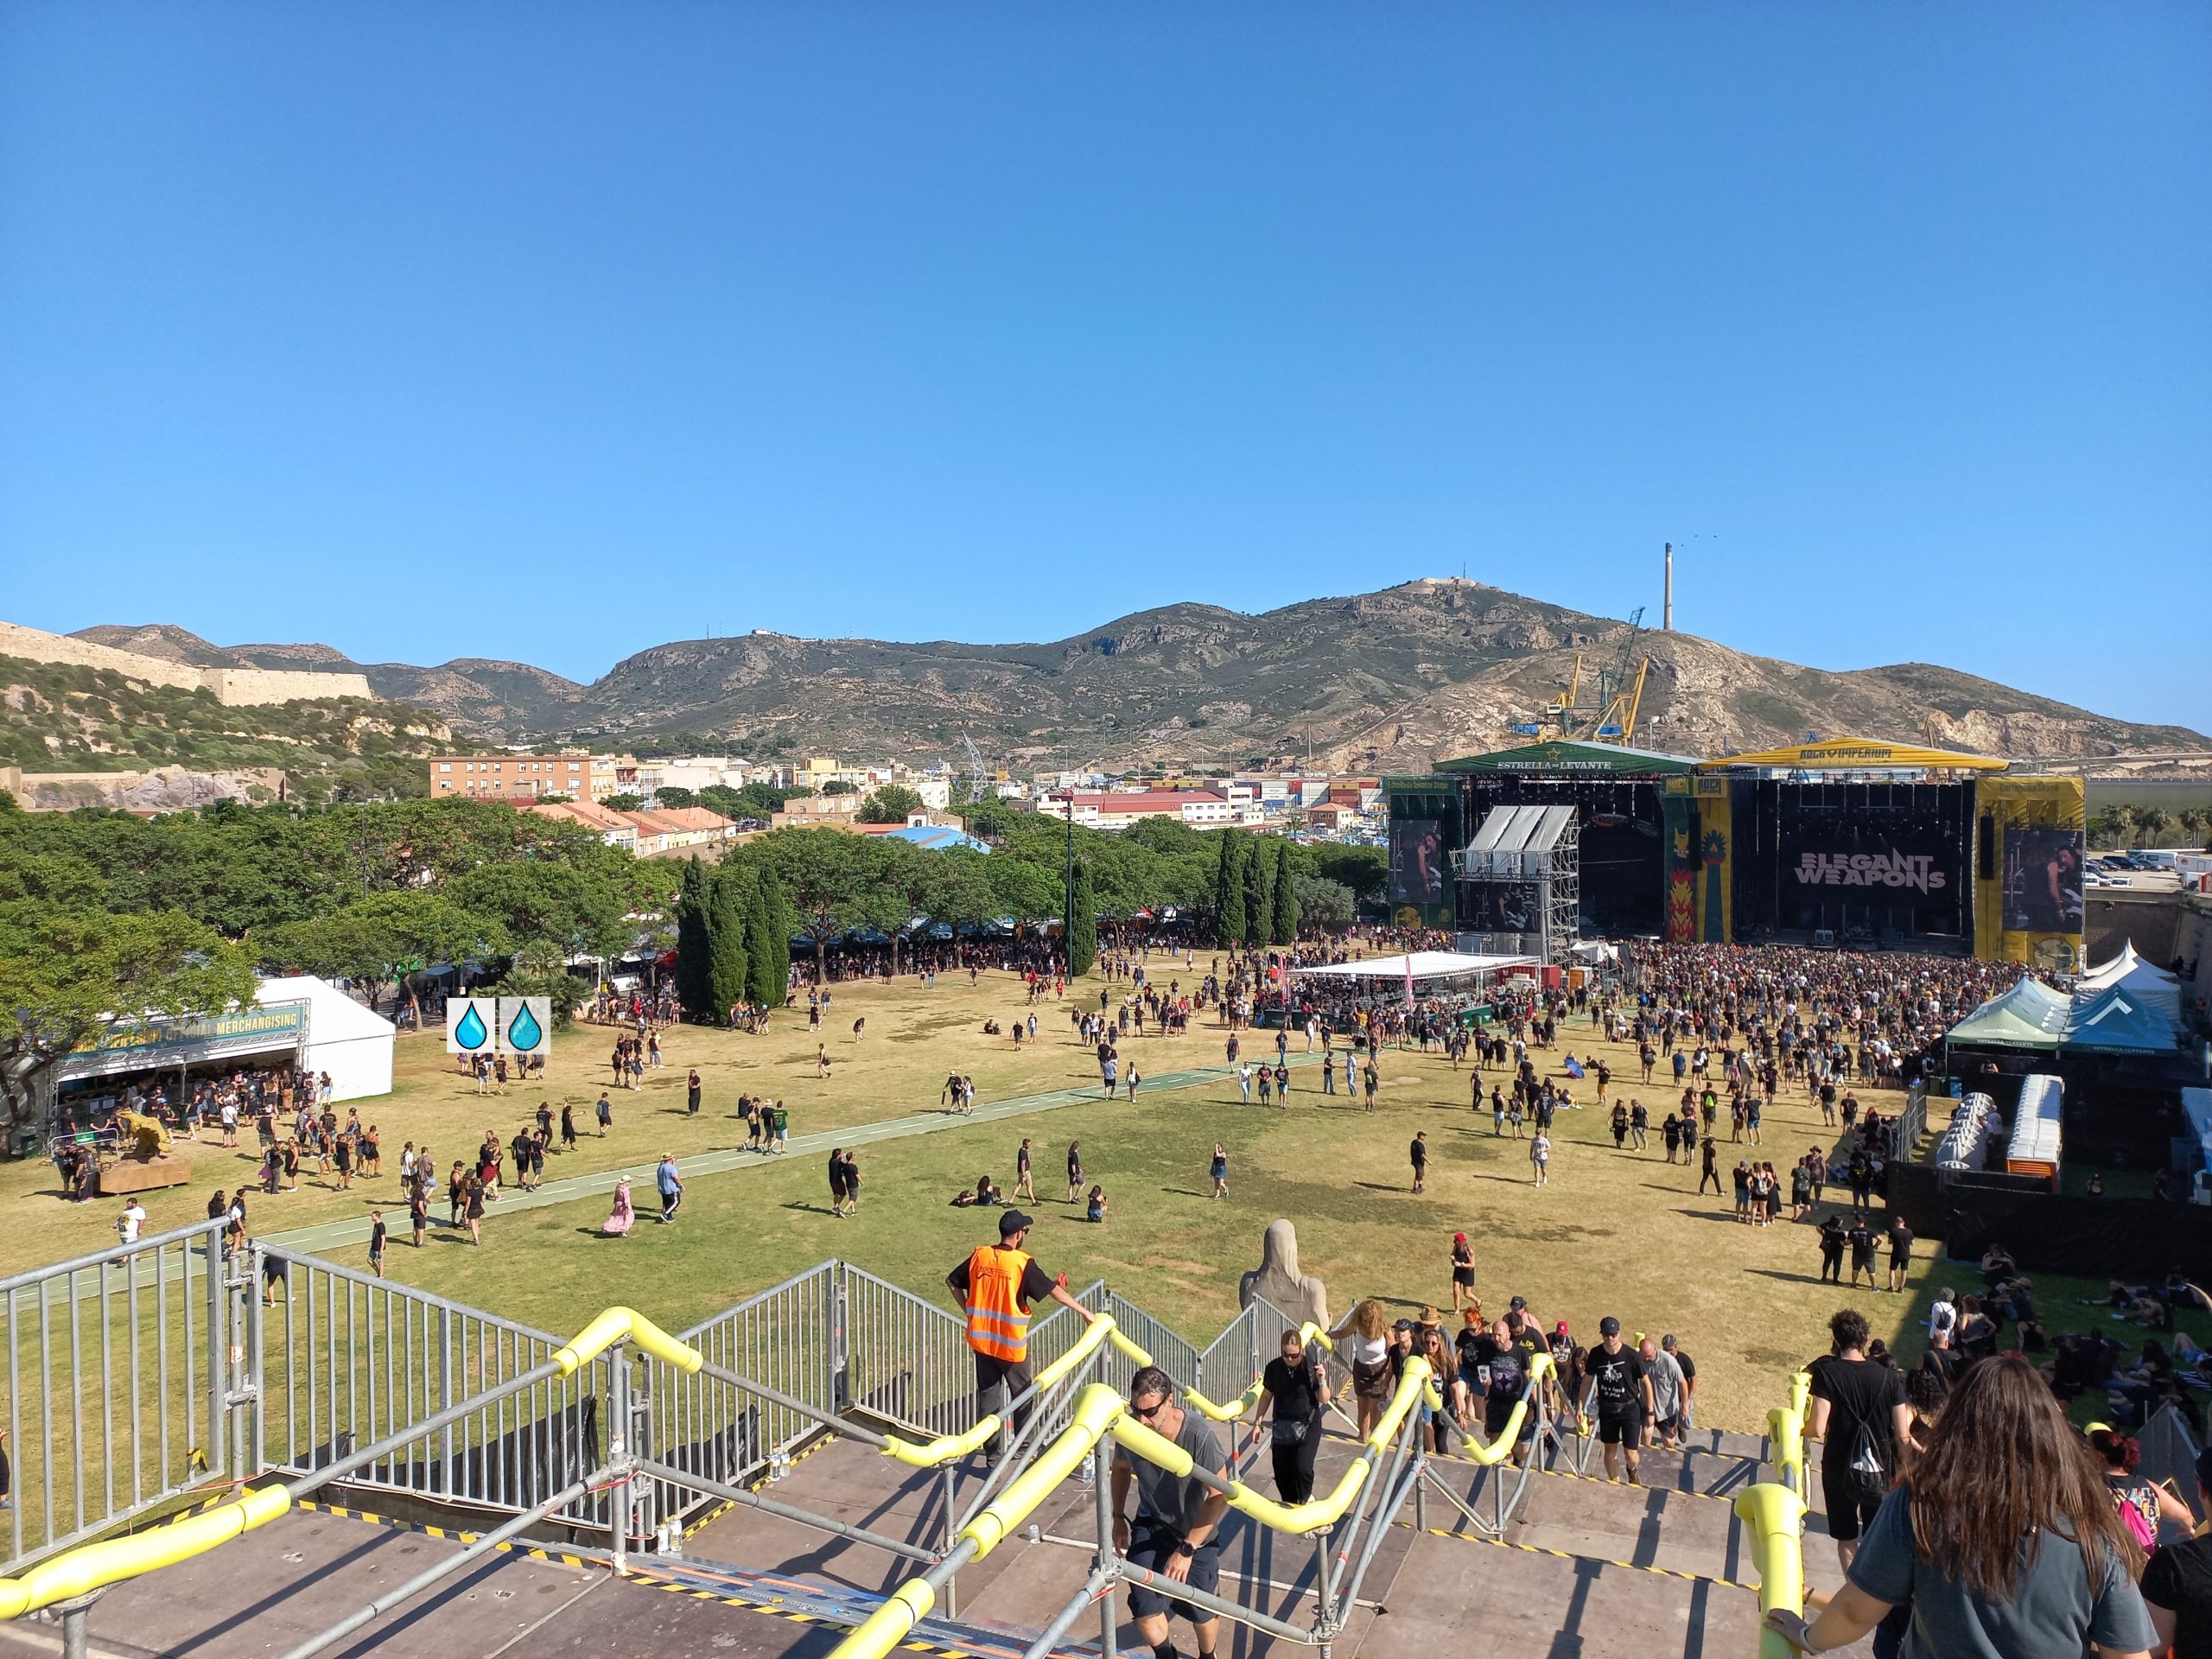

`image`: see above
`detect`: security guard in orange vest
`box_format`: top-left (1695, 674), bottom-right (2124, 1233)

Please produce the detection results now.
top-left (946, 1210), bottom-right (1096, 1464)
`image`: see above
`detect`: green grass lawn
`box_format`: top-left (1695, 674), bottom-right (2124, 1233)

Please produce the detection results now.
top-left (17, 965), bottom-right (2203, 1440)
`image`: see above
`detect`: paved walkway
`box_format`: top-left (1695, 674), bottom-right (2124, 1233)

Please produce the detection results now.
top-left (261, 1047), bottom-right (1333, 1256)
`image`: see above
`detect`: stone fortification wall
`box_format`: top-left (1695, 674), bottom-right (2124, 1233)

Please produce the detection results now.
top-left (0, 620), bottom-right (374, 705)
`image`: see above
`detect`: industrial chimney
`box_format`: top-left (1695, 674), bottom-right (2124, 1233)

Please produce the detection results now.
top-left (1663, 543), bottom-right (1674, 631)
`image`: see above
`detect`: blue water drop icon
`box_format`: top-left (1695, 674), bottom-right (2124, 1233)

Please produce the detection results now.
top-left (454, 1003), bottom-right (487, 1050)
top-left (507, 1002), bottom-right (543, 1052)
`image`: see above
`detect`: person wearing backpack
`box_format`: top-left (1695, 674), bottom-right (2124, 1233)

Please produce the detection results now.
top-left (1809, 1307), bottom-right (1914, 1573)
top-left (2089, 1426), bottom-right (2193, 1554)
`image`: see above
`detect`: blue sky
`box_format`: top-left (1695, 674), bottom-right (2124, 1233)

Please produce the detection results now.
top-left (3, 4), bottom-right (2207, 730)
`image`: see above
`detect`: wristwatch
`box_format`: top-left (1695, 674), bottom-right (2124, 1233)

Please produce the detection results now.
top-left (1173, 1542), bottom-right (1196, 1560)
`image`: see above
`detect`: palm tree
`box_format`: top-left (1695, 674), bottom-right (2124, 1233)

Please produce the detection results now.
top-left (2136, 805), bottom-right (2173, 849)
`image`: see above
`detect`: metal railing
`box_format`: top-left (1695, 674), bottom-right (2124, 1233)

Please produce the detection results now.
top-left (255, 1243), bottom-right (605, 1528)
top-left (0, 1219), bottom-right (230, 1572)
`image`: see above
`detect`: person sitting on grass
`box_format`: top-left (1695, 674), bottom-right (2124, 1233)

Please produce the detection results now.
top-left (974, 1174), bottom-right (1001, 1206)
top-left (1085, 1185), bottom-right (1108, 1224)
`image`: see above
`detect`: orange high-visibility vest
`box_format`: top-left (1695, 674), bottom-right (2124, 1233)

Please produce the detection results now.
top-left (963, 1244), bottom-right (1033, 1363)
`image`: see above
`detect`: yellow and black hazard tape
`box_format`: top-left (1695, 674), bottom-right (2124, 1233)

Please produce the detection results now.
top-left (1531, 1463), bottom-right (1743, 1505)
top-left (629, 1571), bottom-right (996, 1659)
top-left (294, 1497), bottom-right (599, 1570)
top-left (679, 1430), bottom-right (837, 1537)
top-left (1399, 1521), bottom-right (1761, 1594)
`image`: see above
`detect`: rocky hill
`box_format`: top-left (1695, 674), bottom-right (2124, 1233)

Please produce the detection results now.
top-left (65, 581), bottom-right (2208, 771)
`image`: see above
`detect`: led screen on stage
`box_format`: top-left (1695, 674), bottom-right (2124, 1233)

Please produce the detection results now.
top-left (1389, 817), bottom-right (1446, 908)
top-left (2002, 828), bottom-right (2084, 933)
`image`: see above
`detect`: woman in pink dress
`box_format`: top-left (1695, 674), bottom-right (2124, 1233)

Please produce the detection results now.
top-left (603, 1177), bottom-right (635, 1237)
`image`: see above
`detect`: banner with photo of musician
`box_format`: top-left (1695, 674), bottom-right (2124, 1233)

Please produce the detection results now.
top-left (2002, 827), bottom-right (2084, 934)
top-left (1463, 879), bottom-right (1542, 935)
top-left (1388, 817), bottom-right (1447, 917)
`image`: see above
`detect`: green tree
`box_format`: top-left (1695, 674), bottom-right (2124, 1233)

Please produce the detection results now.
top-left (487, 940), bottom-right (587, 1030)
top-left (707, 864), bottom-right (754, 1018)
top-left (2137, 806), bottom-right (2173, 848)
top-left (259, 889), bottom-right (503, 1014)
top-left (1292, 874), bottom-right (1355, 932)
top-left (1313, 844), bottom-right (1389, 905)
top-left (1066, 861), bottom-right (1097, 977)
top-left (1214, 830), bottom-right (1248, 946)
top-left (747, 868), bottom-right (794, 1009)
top-left (1242, 834), bottom-right (1274, 946)
top-left (747, 829), bottom-right (878, 982)
top-left (654, 786), bottom-right (697, 810)
top-left (821, 779), bottom-right (858, 797)
top-left (0, 904), bottom-right (257, 1129)
top-left (1270, 839), bottom-right (1300, 943)
top-left (673, 857), bottom-right (715, 1022)
top-left (857, 784), bottom-right (925, 823)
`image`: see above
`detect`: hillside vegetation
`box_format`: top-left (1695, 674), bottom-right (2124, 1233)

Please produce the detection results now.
top-left (0, 654), bottom-right (454, 803)
top-left (67, 579), bottom-right (2209, 767)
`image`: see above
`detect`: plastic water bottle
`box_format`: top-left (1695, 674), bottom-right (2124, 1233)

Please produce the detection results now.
top-left (1077, 1458), bottom-right (1095, 1488)
top-left (769, 1449), bottom-right (790, 1483)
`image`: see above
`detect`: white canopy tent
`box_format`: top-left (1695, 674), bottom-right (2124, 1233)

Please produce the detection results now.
top-left (257, 976), bottom-right (395, 1103)
top-left (1289, 951), bottom-right (1539, 982)
top-left (2079, 941), bottom-right (2183, 1023)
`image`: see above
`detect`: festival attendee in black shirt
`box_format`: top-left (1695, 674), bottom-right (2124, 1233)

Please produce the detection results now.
top-left (2143, 1446), bottom-right (2212, 1657)
top-left (1807, 1308), bottom-right (1910, 1573)
top-left (1885, 1217), bottom-right (1913, 1294)
top-left (1817, 1212), bottom-right (1847, 1283)
top-left (1583, 1318), bottom-right (1650, 1484)
top-left (1846, 1217), bottom-right (1877, 1288)
top-left (1249, 1327), bottom-right (1330, 1504)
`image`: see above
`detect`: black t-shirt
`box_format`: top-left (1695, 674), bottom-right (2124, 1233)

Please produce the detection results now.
top-left (1478, 1336), bottom-right (1526, 1400)
top-left (1808, 1355), bottom-right (1905, 1478)
top-left (1886, 1222), bottom-right (1912, 1259)
top-left (1409, 1138), bottom-right (1427, 1167)
top-left (2141, 1532), bottom-right (2212, 1658)
top-left (1262, 1355), bottom-right (1325, 1425)
top-left (1585, 1344), bottom-right (1645, 1413)
top-left (1455, 1327), bottom-right (1486, 1372)
top-left (1847, 1223), bottom-right (1875, 1258)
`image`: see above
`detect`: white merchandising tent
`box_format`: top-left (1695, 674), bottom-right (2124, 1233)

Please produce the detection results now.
top-left (2078, 941), bottom-right (2183, 1024)
top-left (1288, 951), bottom-right (1538, 982)
top-left (257, 976), bottom-right (395, 1103)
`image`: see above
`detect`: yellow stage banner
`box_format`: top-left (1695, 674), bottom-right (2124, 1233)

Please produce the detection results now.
top-left (1694, 778), bottom-right (1733, 944)
top-left (1974, 777), bottom-right (2086, 972)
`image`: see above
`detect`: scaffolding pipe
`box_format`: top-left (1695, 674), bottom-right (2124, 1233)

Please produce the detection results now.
top-left (630, 1459), bottom-right (937, 1565)
top-left (1017, 1566), bottom-right (1116, 1659)
top-left (267, 1478), bottom-right (594, 1659)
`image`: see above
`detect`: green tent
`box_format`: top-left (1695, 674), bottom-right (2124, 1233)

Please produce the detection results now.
top-left (1945, 978), bottom-right (2072, 1050)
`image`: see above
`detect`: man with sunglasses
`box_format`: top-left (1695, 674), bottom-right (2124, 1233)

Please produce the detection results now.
top-left (1111, 1366), bottom-right (1231, 1659)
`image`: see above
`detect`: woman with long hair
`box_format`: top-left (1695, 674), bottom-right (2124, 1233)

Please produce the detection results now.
top-left (1327, 1300), bottom-right (1394, 1442)
top-left (1766, 1357), bottom-right (2156, 1657)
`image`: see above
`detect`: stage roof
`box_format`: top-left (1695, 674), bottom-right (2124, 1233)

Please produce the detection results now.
top-left (1434, 740), bottom-right (1700, 777)
top-left (1465, 803), bottom-right (1577, 855)
top-left (1696, 736), bottom-right (2010, 773)
top-left (1289, 950), bottom-right (1536, 982)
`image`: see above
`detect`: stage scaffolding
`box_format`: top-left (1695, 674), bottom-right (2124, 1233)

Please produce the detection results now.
top-left (1450, 804), bottom-right (1580, 966)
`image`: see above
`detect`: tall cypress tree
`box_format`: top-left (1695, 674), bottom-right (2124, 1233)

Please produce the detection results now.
top-left (1242, 834), bottom-right (1273, 946)
top-left (1066, 861), bottom-right (1097, 978)
top-left (747, 868), bottom-right (791, 1010)
top-left (707, 864), bottom-right (753, 1020)
top-left (674, 858), bottom-right (715, 1022)
top-left (1271, 840), bottom-right (1300, 944)
top-left (1215, 830), bottom-right (1247, 947)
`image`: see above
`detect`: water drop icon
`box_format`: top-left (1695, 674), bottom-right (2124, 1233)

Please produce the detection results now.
top-left (454, 1003), bottom-right (487, 1050)
top-left (507, 1002), bottom-right (543, 1052)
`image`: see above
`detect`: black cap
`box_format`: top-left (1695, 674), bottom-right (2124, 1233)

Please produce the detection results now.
top-left (1599, 1317), bottom-right (1621, 1338)
top-left (999, 1210), bottom-right (1033, 1236)
top-left (1509, 1295), bottom-right (1528, 1311)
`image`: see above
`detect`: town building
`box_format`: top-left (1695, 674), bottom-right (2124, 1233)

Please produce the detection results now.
top-left (1039, 790), bottom-right (1233, 830)
top-left (430, 753), bottom-right (591, 800)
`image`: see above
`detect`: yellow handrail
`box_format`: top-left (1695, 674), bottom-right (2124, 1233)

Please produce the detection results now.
top-left (0, 1305), bottom-right (702, 1623)
top-left (1425, 1351), bottom-right (1555, 1465)
top-left (833, 1351), bottom-right (1443, 1659)
top-left (1735, 1366), bottom-right (1815, 1659)
top-left (1732, 1483), bottom-right (1807, 1659)
top-left (880, 1313), bottom-right (1151, 1468)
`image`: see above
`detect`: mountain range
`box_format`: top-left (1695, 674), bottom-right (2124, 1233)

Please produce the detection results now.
top-left (70, 580), bottom-right (2208, 774)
